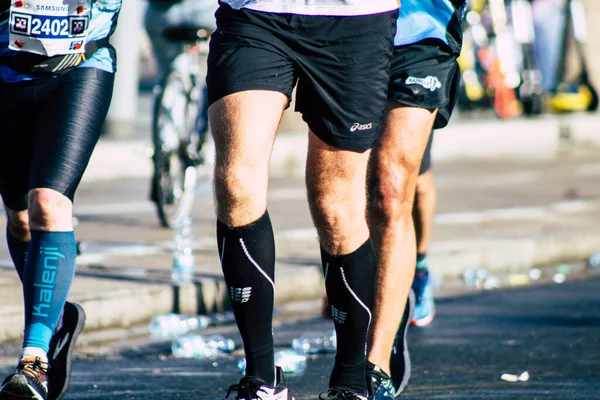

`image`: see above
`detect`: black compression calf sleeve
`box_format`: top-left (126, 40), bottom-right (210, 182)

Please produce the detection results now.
top-left (6, 226), bottom-right (28, 282)
top-left (321, 239), bottom-right (377, 395)
top-left (217, 212), bottom-right (276, 386)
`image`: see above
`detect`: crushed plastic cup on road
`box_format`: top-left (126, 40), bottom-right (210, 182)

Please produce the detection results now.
top-left (482, 275), bottom-right (502, 290)
top-left (292, 330), bottom-right (336, 355)
top-left (501, 374), bottom-right (519, 382)
top-left (464, 268), bottom-right (503, 290)
top-left (238, 350), bottom-right (307, 375)
top-left (172, 335), bottom-right (236, 359)
top-left (529, 268), bottom-right (542, 280)
top-left (501, 371), bottom-right (529, 382)
top-left (553, 273), bottom-right (567, 284)
top-left (149, 314), bottom-right (210, 339)
top-left (463, 268), bottom-right (489, 289)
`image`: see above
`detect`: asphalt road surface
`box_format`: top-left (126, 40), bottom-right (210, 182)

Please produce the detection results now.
top-left (1, 276), bottom-right (595, 400)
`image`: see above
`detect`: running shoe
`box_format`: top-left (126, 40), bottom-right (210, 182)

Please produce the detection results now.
top-left (48, 302), bottom-right (86, 400)
top-left (319, 386), bottom-right (368, 400)
top-left (389, 289), bottom-right (415, 396)
top-left (225, 366), bottom-right (288, 400)
top-left (0, 356), bottom-right (49, 400)
top-left (411, 268), bottom-right (435, 327)
top-left (366, 362), bottom-right (394, 400)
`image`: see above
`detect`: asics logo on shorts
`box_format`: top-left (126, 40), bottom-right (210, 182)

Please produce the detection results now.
top-left (331, 305), bottom-right (347, 324)
top-left (350, 122), bottom-right (373, 132)
top-left (405, 76), bottom-right (442, 92)
top-left (230, 287), bottom-right (252, 303)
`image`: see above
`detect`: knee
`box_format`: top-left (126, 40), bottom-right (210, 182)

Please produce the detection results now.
top-left (310, 192), bottom-right (344, 230)
top-left (369, 163), bottom-right (419, 223)
top-left (6, 210), bottom-right (29, 241)
top-left (213, 156), bottom-right (270, 226)
top-left (215, 158), bottom-right (268, 202)
top-left (308, 188), bottom-right (362, 247)
top-left (28, 189), bottom-right (73, 230)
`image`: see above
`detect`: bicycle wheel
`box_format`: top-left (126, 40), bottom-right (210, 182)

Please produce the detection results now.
top-left (151, 66), bottom-right (193, 228)
top-left (183, 46), bottom-right (209, 167)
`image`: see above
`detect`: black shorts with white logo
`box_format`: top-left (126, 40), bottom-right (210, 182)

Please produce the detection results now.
top-left (389, 38), bottom-right (460, 129)
top-left (0, 68), bottom-right (114, 211)
top-left (207, 4), bottom-right (398, 152)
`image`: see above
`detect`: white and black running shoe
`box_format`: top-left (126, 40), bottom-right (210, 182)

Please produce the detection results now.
top-left (47, 302), bottom-right (86, 400)
top-left (225, 366), bottom-right (288, 400)
top-left (319, 386), bottom-right (368, 400)
top-left (0, 356), bottom-right (49, 400)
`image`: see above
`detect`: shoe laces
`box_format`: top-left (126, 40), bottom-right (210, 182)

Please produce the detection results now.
top-left (225, 377), bottom-right (270, 400)
top-left (368, 367), bottom-right (388, 387)
top-left (18, 357), bottom-right (48, 383)
top-left (319, 386), bottom-right (366, 400)
top-left (367, 365), bottom-right (393, 398)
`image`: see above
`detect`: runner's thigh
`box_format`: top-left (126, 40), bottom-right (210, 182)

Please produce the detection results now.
top-left (0, 80), bottom-right (36, 210)
top-left (30, 67), bottom-right (115, 201)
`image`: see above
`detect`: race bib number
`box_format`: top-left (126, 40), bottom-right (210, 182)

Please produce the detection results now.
top-left (9, 0), bottom-right (91, 56)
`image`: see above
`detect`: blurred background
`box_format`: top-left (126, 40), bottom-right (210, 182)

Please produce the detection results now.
top-left (107, 0), bottom-right (600, 138)
top-left (2, 1), bottom-right (600, 398)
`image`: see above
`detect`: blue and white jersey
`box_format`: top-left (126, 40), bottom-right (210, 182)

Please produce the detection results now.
top-left (395, 0), bottom-right (465, 53)
top-left (220, 0), bottom-right (400, 17)
top-left (0, 0), bottom-right (120, 82)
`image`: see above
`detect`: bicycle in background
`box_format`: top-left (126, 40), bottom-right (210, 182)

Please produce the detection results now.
top-left (149, 26), bottom-right (211, 228)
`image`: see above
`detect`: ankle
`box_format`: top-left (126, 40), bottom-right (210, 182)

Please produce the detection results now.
top-left (21, 347), bottom-right (48, 364)
top-left (416, 253), bottom-right (428, 270)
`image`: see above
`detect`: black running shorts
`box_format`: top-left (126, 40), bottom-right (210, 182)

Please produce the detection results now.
top-left (207, 4), bottom-right (398, 152)
top-left (389, 38), bottom-right (460, 129)
top-left (0, 67), bottom-right (115, 211)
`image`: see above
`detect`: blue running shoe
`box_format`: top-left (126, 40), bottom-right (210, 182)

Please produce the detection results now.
top-left (389, 289), bottom-right (415, 396)
top-left (366, 362), bottom-right (395, 400)
top-left (411, 267), bottom-right (435, 327)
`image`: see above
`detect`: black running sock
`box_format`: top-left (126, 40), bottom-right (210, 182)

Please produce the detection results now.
top-left (321, 239), bottom-right (377, 395)
top-left (7, 226), bottom-right (29, 282)
top-left (416, 253), bottom-right (427, 263)
top-left (217, 212), bottom-right (275, 386)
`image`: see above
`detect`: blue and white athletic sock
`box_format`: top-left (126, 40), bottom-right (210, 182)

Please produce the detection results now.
top-left (21, 346), bottom-right (48, 363)
top-left (22, 231), bottom-right (77, 353)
